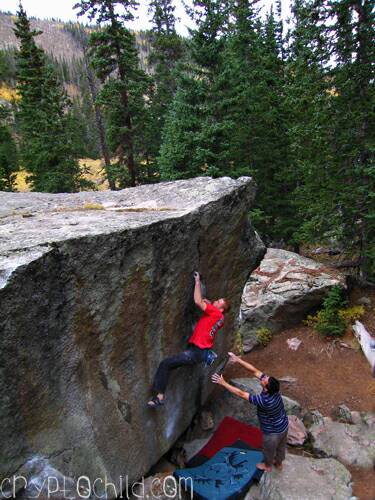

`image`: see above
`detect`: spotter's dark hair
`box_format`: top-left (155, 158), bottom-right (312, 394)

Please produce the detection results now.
top-left (267, 377), bottom-right (280, 395)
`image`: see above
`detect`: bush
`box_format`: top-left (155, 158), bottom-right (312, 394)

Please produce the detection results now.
top-left (256, 327), bottom-right (272, 346)
top-left (304, 285), bottom-right (348, 338)
top-left (315, 311), bottom-right (347, 338)
top-left (304, 287), bottom-right (365, 339)
top-left (338, 305), bottom-right (365, 324)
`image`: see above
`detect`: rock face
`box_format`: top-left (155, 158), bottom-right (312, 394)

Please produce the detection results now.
top-left (239, 248), bottom-right (346, 350)
top-left (0, 177), bottom-right (265, 497)
top-left (310, 416), bottom-right (375, 468)
top-left (254, 453), bottom-right (353, 500)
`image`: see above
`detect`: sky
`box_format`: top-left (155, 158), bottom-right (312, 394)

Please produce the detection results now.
top-left (1, 0), bottom-right (292, 36)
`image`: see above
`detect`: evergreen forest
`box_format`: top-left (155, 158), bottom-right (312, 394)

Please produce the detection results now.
top-left (0, 0), bottom-right (374, 278)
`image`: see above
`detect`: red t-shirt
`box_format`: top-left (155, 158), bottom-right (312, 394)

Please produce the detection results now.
top-left (188, 303), bottom-right (224, 349)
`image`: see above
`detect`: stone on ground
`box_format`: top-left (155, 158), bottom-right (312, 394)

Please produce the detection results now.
top-left (255, 453), bottom-right (353, 500)
top-left (303, 409), bottom-right (325, 428)
top-left (332, 404), bottom-right (353, 424)
top-left (310, 416), bottom-right (375, 468)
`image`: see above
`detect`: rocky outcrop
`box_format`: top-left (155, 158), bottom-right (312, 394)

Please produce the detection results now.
top-left (310, 415), bottom-right (375, 468)
top-left (239, 248), bottom-right (346, 350)
top-left (249, 453), bottom-right (353, 500)
top-left (0, 177), bottom-right (265, 498)
top-left (183, 438), bottom-right (211, 462)
top-left (303, 409), bottom-right (325, 428)
top-left (206, 377), bottom-right (301, 429)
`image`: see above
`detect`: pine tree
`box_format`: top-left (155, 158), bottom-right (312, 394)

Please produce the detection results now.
top-left (158, 0), bottom-right (233, 179)
top-left (158, 0), bottom-right (295, 250)
top-left (149, 0), bottom-right (176, 35)
top-left (75, 0), bottom-right (152, 188)
top-left (251, 5), bottom-right (296, 245)
top-left (0, 106), bottom-right (18, 191)
top-left (285, 0), bottom-right (333, 247)
top-left (288, 0), bottom-right (375, 278)
top-left (146, 0), bottom-right (184, 170)
top-left (202, 0), bottom-right (295, 245)
top-left (66, 21), bottom-right (116, 188)
top-left (14, 4), bottom-right (83, 192)
top-left (326, 0), bottom-right (375, 278)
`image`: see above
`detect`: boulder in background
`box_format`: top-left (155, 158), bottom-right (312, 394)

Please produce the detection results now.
top-left (239, 248), bottom-right (346, 350)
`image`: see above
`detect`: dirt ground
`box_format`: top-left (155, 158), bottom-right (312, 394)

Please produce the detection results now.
top-left (226, 327), bottom-right (375, 416)
top-left (222, 287), bottom-right (375, 500)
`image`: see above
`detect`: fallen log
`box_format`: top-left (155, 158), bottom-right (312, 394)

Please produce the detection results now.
top-left (352, 321), bottom-right (375, 376)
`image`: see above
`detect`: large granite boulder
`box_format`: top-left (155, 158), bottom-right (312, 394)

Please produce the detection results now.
top-left (0, 177), bottom-right (265, 498)
top-left (310, 416), bottom-right (375, 468)
top-left (247, 453), bottom-right (353, 500)
top-left (239, 248), bottom-right (346, 350)
top-left (206, 377), bottom-right (301, 429)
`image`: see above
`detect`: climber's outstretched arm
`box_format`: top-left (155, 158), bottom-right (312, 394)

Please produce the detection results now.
top-left (193, 271), bottom-right (207, 311)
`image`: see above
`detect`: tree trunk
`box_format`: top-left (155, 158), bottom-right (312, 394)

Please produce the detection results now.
top-left (110, 11), bottom-right (137, 187)
top-left (353, 0), bottom-right (371, 279)
top-left (119, 87), bottom-right (137, 187)
top-left (83, 46), bottom-right (116, 190)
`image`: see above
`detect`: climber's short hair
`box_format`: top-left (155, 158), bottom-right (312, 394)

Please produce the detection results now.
top-left (222, 298), bottom-right (231, 312)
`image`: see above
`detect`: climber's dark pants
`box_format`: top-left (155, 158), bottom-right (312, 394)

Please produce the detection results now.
top-left (152, 344), bottom-right (207, 394)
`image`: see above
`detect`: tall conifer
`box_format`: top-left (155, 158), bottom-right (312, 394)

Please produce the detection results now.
top-left (75, 0), bottom-right (152, 188)
top-left (146, 0), bottom-right (184, 168)
top-left (158, 0), bottom-right (232, 178)
top-left (288, 0), bottom-right (375, 278)
top-left (14, 3), bottom-right (82, 192)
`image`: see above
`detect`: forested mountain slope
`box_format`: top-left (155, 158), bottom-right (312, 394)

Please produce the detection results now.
top-left (0, 11), bottom-right (154, 161)
top-left (0, 11), bottom-right (151, 67)
top-left (0, 1), bottom-right (373, 281)
top-left (0, 12), bottom-right (84, 61)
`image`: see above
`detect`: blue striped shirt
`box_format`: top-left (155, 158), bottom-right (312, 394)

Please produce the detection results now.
top-left (248, 376), bottom-right (289, 434)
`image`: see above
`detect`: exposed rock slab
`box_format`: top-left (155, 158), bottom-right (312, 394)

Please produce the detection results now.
top-left (183, 437), bottom-right (212, 462)
top-left (310, 416), bottom-right (375, 468)
top-left (254, 453), bottom-right (353, 500)
top-left (239, 248), bottom-right (346, 350)
top-left (0, 177), bottom-right (265, 497)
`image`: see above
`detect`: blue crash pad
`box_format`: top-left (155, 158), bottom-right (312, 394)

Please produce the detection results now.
top-left (174, 447), bottom-right (264, 500)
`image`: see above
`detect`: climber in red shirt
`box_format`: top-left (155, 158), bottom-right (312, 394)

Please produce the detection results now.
top-left (147, 271), bottom-right (230, 408)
